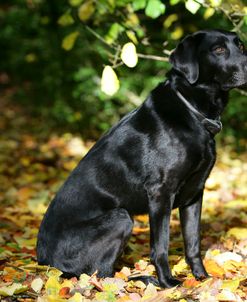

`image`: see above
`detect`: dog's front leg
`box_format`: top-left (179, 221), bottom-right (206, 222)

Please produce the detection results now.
top-left (179, 195), bottom-right (209, 280)
top-left (148, 193), bottom-right (181, 288)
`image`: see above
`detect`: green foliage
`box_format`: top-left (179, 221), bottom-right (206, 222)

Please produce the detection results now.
top-left (221, 90), bottom-right (247, 151)
top-left (145, 0), bottom-right (166, 19)
top-left (0, 0), bottom-right (246, 142)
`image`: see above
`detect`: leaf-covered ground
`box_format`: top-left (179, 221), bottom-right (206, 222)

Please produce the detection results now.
top-left (0, 96), bottom-right (247, 302)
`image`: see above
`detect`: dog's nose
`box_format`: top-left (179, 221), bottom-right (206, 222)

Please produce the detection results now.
top-left (244, 62), bottom-right (247, 72)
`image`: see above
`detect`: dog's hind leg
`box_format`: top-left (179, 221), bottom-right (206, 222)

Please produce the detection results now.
top-left (51, 208), bottom-right (133, 277)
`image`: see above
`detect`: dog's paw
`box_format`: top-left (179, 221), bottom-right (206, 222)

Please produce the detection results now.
top-left (194, 271), bottom-right (209, 281)
top-left (160, 277), bottom-right (182, 288)
top-left (128, 275), bottom-right (160, 287)
top-left (192, 268), bottom-right (209, 281)
top-left (188, 258), bottom-right (209, 281)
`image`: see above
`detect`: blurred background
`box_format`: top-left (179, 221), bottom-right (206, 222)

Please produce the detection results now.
top-left (0, 0), bottom-right (246, 149)
top-left (0, 2), bottom-right (247, 300)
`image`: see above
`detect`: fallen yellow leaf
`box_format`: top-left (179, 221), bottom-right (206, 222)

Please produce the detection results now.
top-left (213, 252), bottom-right (242, 266)
top-left (134, 280), bottom-right (146, 289)
top-left (0, 283), bottom-right (28, 297)
top-left (143, 283), bottom-right (157, 297)
top-left (204, 259), bottom-right (225, 278)
top-left (216, 289), bottom-right (238, 301)
top-left (31, 278), bottom-right (44, 293)
top-left (225, 199), bottom-right (247, 209)
top-left (68, 292), bottom-right (84, 302)
top-left (222, 260), bottom-right (243, 272)
top-left (45, 275), bottom-right (62, 296)
top-left (134, 259), bottom-right (148, 271)
top-left (14, 236), bottom-right (37, 248)
top-left (167, 289), bottom-right (182, 299)
top-left (45, 295), bottom-right (66, 302)
top-left (221, 279), bottom-right (240, 292)
top-left (135, 215), bottom-right (149, 223)
top-left (172, 258), bottom-right (189, 276)
top-left (227, 228), bottom-right (247, 240)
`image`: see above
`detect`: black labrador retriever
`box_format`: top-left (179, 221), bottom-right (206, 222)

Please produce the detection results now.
top-left (37, 29), bottom-right (247, 288)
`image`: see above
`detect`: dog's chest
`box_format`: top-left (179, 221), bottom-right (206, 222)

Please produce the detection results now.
top-left (173, 137), bottom-right (216, 208)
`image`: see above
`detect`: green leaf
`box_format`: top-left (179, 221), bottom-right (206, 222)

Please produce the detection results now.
top-left (105, 23), bottom-right (124, 44)
top-left (78, 1), bottom-right (95, 22)
top-left (107, 0), bottom-right (115, 8)
top-left (145, 0), bottom-right (166, 19)
top-left (209, 0), bottom-right (222, 7)
top-left (69, 0), bottom-right (83, 6)
top-left (62, 31), bottom-right (79, 51)
top-left (57, 11), bottom-right (74, 26)
top-left (185, 0), bottom-right (201, 14)
top-left (204, 7), bottom-right (215, 20)
top-left (126, 30), bottom-right (138, 44)
top-left (133, 0), bottom-right (146, 11)
top-left (244, 15), bottom-right (247, 25)
top-left (170, 0), bottom-right (181, 5)
top-left (6, 242), bottom-right (21, 251)
top-left (164, 13), bottom-right (178, 28)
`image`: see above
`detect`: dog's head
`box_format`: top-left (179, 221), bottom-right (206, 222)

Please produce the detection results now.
top-left (170, 29), bottom-right (247, 90)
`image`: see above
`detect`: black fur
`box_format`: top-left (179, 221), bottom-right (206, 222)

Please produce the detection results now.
top-left (37, 30), bottom-right (247, 288)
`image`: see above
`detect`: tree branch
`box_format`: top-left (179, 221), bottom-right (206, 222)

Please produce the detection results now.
top-left (85, 25), bottom-right (118, 50)
top-left (137, 53), bottom-right (169, 62)
top-left (85, 25), bottom-right (170, 64)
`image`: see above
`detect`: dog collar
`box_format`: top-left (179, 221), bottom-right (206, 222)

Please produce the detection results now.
top-left (175, 90), bottom-right (222, 135)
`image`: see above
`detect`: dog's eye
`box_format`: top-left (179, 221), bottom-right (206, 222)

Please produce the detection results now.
top-left (214, 46), bottom-right (226, 54)
top-left (239, 44), bottom-right (245, 52)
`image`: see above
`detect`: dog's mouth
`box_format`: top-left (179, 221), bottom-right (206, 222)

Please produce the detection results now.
top-left (237, 82), bottom-right (247, 89)
top-left (221, 73), bottom-right (247, 91)
top-left (221, 84), bottom-right (247, 91)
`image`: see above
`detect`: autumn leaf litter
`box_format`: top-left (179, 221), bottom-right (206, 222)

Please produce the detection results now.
top-left (0, 100), bottom-right (247, 301)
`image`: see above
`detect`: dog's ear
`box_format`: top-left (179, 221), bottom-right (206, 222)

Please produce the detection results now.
top-left (170, 33), bottom-right (204, 84)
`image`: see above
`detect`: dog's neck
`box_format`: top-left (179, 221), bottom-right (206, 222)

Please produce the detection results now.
top-left (168, 72), bottom-right (229, 120)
